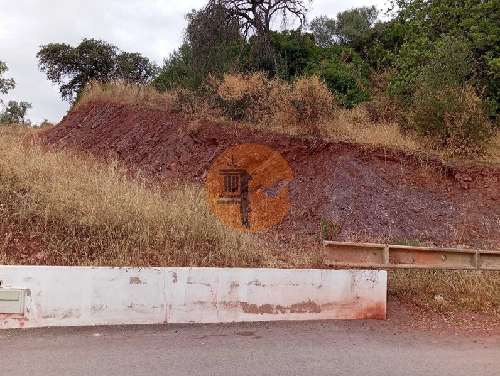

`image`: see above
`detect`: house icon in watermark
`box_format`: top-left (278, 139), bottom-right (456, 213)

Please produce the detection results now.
top-left (218, 168), bottom-right (252, 228)
top-left (207, 144), bottom-right (293, 232)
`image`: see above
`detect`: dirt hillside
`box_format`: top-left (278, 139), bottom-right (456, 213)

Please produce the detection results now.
top-left (40, 102), bottom-right (500, 249)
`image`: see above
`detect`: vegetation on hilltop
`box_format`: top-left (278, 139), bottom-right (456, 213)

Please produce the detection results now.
top-left (150, 0), bottom-right (499, 156)
top-left (32, 0), bottom-right (499, 156)
top-left (37, 39), bottom-right (158, 102)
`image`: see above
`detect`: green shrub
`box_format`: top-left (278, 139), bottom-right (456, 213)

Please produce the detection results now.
top-left (306, 48), bottom-right (370, 108)
top-left (390, 35), bottom-right (472, 105)
top-left (319, 64), bottom-right (369, 108)
top-left (408, 85), bottom-right (494, 156)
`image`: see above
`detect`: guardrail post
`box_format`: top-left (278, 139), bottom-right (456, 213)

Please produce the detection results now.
top-left (383, 245), bottom-right (390, 266)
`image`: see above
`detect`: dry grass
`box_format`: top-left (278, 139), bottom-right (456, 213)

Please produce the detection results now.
top-left (214, 73), bottom-right (333, 131)
top-left (487, 132), bottom-right (500, 164)
top-left (0, 126), bottom-right (269, 267)
top-left (323, 106), bottom-right (422, 151)
top-left (390, 270), bottom-right (500, 314)
top-left (75, 80), bottom-right (173, 110)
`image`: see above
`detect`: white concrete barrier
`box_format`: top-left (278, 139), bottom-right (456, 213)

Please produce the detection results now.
top-left (0, 266), bottom-right (386, 329)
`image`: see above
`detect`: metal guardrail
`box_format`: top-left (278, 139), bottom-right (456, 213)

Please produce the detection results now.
top-left (323, 241), bottom-right (500, 271)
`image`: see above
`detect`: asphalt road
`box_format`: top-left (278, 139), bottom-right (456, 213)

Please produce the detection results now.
top-left (1, 320), bottom-right (498, 376)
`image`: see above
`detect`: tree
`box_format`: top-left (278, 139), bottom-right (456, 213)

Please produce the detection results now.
top-left (305, 47), bottom-right (371, 108)
top-left (155, 4), bottom-right (245, 91)
top-left (185, 4), bottom-right (245, 78)
top-left (390, 0), bottom-right (500, 116)
top-left (37, 39), bottom-right (158, 102)
top-left (335, 6), bottom-right (378, 50)
top-left (210, 0), bottom-right (311, 73)
top-left (310, 6), bottom-right (378, 51)
top-left (0, 101), bottom-right (32, 124)
top-left (0, 61), bottom-right (32, 124)
top-left (115, 52), bottom-right (158, 83)
top-left (212, 0), bottom-right (310, 37)
top-left (390, 35), bottom-right (473, 104)
top-left (154, 45), bottom-right (197, 91)
top-left (0, 61), bottom-right (15, 95)
top-left (271, 30), bottom-right (317, 80)
top-left (309, 16), bottom-right (337, 48)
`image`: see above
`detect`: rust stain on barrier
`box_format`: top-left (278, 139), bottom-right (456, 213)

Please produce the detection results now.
top-left (355, 303), bottom-right (386, 320)
top-left (42, 309), bottom-right (81, 320)
top-left (61, 309), bottom-right (81, 319)
top-left (289, 300), bottom-right (322, 314)
top-left (241, 303), bottom-right (276, 314)
top-left (0, 313), bottom-right (28, 327)
top-left (240, 300), bottom-right (322, 315)
top-left (238, 300), bottom-right (384, 318)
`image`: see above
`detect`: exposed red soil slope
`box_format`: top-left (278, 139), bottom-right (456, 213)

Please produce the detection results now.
top-left (40, 102), bottom-right (500, 249)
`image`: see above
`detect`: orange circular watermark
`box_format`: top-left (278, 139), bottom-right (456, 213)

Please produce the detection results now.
top-left (206, 144), bottom-right (293, 232)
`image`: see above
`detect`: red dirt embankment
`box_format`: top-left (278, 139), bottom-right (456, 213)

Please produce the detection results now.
top-left (40, 102), bottom-right (500, 249)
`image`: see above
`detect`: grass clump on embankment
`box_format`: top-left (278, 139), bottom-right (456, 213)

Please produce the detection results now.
top-left (390, 269), bottom-right (500, 315)
top-left (0, 125), bottom-right (267, 267)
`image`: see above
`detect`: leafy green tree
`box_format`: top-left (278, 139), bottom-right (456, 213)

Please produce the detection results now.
top-left (335, 6), bottom-right (378, 51)
top-left (37, 39), bottom-right (158, 102)
top-left (0, 101), bottom-right (32, 124)
top-left (0, 61), bottom-right (32, 124)
top-left (309, 16), bottom-right (337, 48)
top-left (390, 0), bottom-right (500, 115)
top-left (390, 35), bottom-right (472, 104)
top-left (154, 45), bottom-right (198, 91)
top-left (307, 47), bottom-right (370, 108)
top-left (310, 7), bottom-right (378, 51)
top-left (361, 20), bottom-right (404, 70)
top-left (186, 3), bottom-right (244, 75)
top-left (213, 0), bottom-right (310, 74)
top-left (0, 61), bottom-right (15, 95)
top-left (155, 4), bottom-right (245, 91)
top-left (115, 52), bottom-right (158, 83)
top-left (271, 31), bottom-right (317, 80)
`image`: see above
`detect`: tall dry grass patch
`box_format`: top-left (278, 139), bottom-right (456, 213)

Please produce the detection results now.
top-left (324, 106), bottom-right (422, 152)
top-left (390, 270), bottom-right (500, 314)
top-left (76, 80), bottom-right (173, 110)
top-left (215, 72), bottom-right (281, 123)
top-left (0, 126), bottom-right (267, 267)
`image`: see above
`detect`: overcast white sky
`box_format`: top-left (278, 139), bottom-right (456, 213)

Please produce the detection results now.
top-left (0, 0), bottom-right (387, 124)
